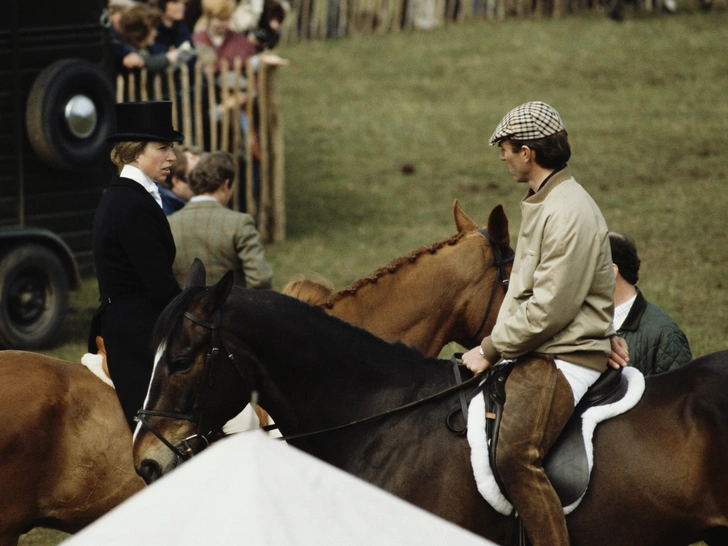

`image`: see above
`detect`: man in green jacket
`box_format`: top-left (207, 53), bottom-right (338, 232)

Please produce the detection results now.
top-left (463, 102), bottom-right (625, 546)
top-left (610, 230), bottom-right (692, 375)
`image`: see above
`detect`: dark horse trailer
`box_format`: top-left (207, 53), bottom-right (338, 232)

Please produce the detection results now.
top-left (0, 0), bottom-right (115, 348)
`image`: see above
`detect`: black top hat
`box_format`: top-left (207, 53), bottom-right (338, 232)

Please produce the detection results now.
top-left (107, 101), bottom-right (185, 143)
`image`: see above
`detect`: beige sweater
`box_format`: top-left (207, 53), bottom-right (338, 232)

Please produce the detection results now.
top-left (480, 167), bottom-right (615, 372)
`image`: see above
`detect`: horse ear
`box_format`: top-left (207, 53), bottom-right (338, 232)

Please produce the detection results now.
top-left (211, 270), bottom-right (235, 311)
top-left (184, 259), bottom-right (207, 290)
top-left (487, 204), bottom-right (510, 251)
top-left (453, 199), bottom-right (478, 233)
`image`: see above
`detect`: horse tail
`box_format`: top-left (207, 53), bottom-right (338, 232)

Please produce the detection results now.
top-left (282, 275), bottom-right (335, 305)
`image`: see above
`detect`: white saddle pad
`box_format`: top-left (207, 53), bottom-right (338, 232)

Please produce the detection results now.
top-left (466, 366), bottom-right (645, 516)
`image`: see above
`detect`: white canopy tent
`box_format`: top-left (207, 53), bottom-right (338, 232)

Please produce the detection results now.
top-left (63, 431), bottom-right (496, 546)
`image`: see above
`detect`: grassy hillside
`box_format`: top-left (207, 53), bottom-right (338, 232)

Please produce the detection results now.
top-left (24, 8), bottom-right (726, 544)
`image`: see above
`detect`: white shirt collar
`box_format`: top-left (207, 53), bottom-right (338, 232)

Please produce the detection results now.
top-left (613, 293), bottom-right (637, 330)
top-left (189, 195), bottom-right (218, 203)
top-left (120, 164), bottom-right (163, 209)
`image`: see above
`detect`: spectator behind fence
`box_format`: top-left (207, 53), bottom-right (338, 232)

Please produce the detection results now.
top-left (156, 145), bottom-right (203, 215)
top-left (248, 0), bottom-right (286, 51)
top-left (149, 0), bottom-right (197, 65)
top-left (168, 150), bottom-right (273, 288)
top-left (192, 0), bottom-right (258, 77)
top-left (610, 230), bottom-right (692, 375)
top-left (115, 3), bottom-right (181, 75)
top-left (192, 0), bottom-right (286, 34)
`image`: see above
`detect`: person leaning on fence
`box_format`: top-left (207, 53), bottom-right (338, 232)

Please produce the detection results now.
top-left (168, 150), bottom-right (273, 288)
top-left (610, 230), bottom-right (692, 375)
top-left (156, 145), bottom-right (202, 215)
top-left (461, 102), bottom-right (628, 546)
top-left (115, 3), bottom-right (182, 75)
top-left (149, 0), bottom-right (196, 57)
top-left (90, 101), bottom-right (183, 429)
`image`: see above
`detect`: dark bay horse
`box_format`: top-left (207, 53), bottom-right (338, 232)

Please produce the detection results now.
top-left (283, 200), bottom-right (514, 357)
top-left (0, 351), bottom-right (144, 546)
top-left (133, 262), bottom-right (728, 546)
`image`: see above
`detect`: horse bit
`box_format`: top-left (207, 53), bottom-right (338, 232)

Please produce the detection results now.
top-left (135, 308), bottom-right (244, 463)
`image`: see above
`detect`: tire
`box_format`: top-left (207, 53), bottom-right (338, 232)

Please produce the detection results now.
top-left (25, 58), bottom-right (115, 171)
top-left (0, 245), bottom-right (70, 349)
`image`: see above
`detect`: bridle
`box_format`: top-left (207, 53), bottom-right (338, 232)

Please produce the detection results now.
top-left (136, 310), bottom-right (485, 458)
top-left (135, 308), bottom-right (245, 463)
top-left (472, 228), bottom-right (514, 340)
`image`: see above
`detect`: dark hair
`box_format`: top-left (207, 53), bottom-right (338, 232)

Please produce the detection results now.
top-left (508, 130), bottom-right (571, 170)
top-left (120, 4), bottom-right (162, 48)
top-left (149, 0), bottom-right (183, 15)
top-left (189, 150), bottom-right (235, 195)
top-left (609, 231), bottom-right (640, 285)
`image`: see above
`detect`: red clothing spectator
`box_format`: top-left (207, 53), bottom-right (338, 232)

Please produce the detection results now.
top-left (192, 27), bottom-right (257, 73)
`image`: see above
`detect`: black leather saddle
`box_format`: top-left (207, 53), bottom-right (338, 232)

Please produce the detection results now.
top-left (482, 363), bottom-right (629, 508)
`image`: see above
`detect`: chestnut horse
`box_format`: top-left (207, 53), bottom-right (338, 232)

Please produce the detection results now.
top-left (283, 200), bottom-right (514, 357)
top-left (0, 351), bottom-right (144, 546)
top-left (134, 262), bottom-right (728, 546)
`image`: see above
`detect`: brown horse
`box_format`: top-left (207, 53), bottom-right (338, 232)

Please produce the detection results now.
top-left (0, 351), bottom-right (144, 546)
top-left (283, 200), bottom-right (514, 357)
top-left (134, 263), bottom-right (728, 546)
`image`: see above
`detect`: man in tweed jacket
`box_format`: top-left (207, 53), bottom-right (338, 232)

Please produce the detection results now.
top-left (168, 151), bottom-right (272, 289)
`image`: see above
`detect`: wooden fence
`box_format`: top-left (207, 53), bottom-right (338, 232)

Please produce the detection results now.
top-left (279, 0), bottom-right (676, 38)
top-left (115, 58), bottom-right (286, 243)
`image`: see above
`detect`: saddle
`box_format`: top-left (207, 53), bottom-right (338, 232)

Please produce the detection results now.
top-left (466, 360), bottom-right (644, 515)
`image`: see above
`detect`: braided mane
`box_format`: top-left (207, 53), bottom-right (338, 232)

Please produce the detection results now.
top-left (322, 231), bottom-right (468, 308)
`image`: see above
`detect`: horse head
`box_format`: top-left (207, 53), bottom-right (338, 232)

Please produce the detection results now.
top-left (453, 200), bottom-right (513, 347)
top-left (133, 260), bottom-right (256, 483)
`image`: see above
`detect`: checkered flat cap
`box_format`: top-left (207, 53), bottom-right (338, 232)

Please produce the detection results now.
top-left (489, 102), bottom-right (566, 146)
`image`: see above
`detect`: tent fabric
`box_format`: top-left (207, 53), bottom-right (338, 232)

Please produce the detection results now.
top-left (64, 430), bottom-right (495, 546)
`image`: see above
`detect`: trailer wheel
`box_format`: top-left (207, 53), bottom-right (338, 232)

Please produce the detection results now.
top-left (26, 58), bottom-right (115, 171)
top-left (0, 245), bottom-right (69, 349)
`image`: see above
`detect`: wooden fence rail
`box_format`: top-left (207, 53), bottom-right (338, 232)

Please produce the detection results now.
top-left (115, 58), bottom-right (286, 243)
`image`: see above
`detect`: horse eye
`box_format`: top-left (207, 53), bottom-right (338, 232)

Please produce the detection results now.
top-left (169, 358), bottom-right (193, 373)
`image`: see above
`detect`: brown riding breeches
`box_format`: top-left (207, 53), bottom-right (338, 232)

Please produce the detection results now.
top-left (495, 355), bottom-right (575, 546)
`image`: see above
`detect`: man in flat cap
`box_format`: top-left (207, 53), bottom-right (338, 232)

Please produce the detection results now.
top-left (463, 101), bottom-right (627, 545)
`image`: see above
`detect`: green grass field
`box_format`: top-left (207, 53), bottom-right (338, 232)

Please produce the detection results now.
top-left (22, 6), bottom-right (726, 545)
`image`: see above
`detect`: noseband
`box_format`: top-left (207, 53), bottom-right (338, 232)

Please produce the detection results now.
top-left (473, 228), bottom-right (514, 339)
top-left (135, 308), bottom-right (244, 462)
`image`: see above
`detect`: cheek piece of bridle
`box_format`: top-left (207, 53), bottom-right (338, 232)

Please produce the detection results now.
top-left (473, 228), bottom-right (514, 340)
top-left (135, 308), bottom-right (246, 463)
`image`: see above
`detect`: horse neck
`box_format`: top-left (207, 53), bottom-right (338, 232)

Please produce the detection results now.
top-left (230, 295), bottom-right (452, 435)
top-left (326, 233), bottom-right (496, 356)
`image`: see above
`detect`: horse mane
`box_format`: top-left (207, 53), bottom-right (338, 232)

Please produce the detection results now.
top-left (228, 288), bottom-right (436, 373)
top-left (151, 286), bottom-right (207, 352)
top-left (321, 231), bottom-right (468, 308)
top-left (281, 275), bottom-right (335, 305)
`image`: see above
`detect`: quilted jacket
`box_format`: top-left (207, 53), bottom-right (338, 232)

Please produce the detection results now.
top-left (617, 289), bottom-right (692, 376)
